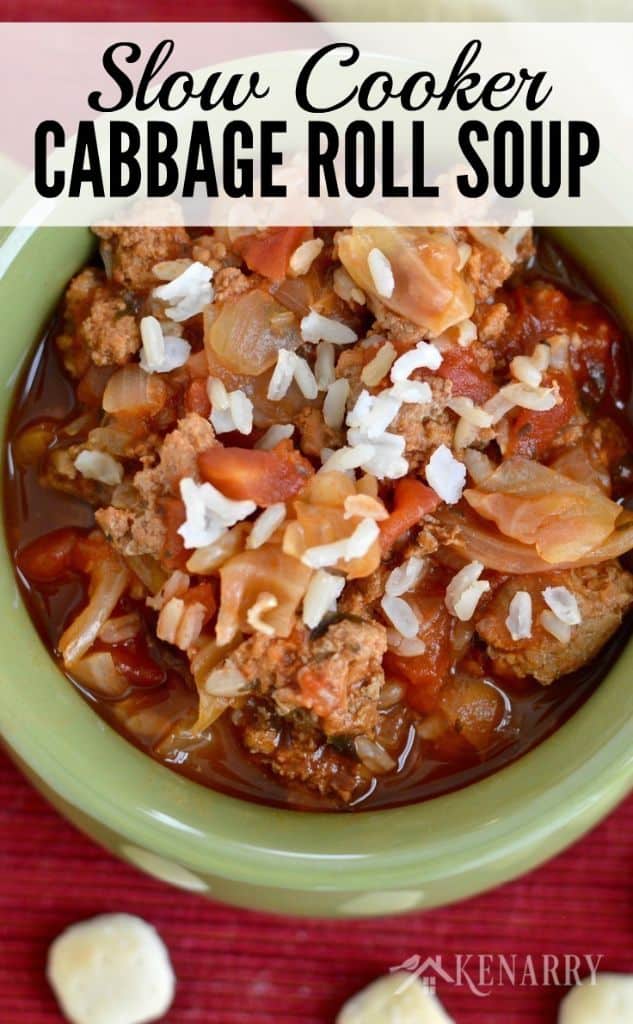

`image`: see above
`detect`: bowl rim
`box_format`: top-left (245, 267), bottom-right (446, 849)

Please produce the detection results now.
top-left (0, 224), bottom-right (632, 898)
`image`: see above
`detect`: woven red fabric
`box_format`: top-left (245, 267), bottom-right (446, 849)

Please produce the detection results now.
top-left (1, 750), bottom-right (632, 1023)
top-left (0, 0), bottom-right (309, 21)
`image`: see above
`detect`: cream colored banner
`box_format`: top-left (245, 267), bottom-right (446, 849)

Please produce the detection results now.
top-left (0, 22), bottom-right (631, 227)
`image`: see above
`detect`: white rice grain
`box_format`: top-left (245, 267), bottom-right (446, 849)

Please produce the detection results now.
top-left (301, 518), bottom-right (378, 569)
top-left (209, 404), bottom-right (236, 434)
top-left (208, 377), bottom-right (230, 410)
top-left (320, 444), bottom-right (375, 474)
top-left (385, 556), bottom-right (426, 598)
top-left (367, 247), bottom-right (395, 298)
top-left (302, 570), bottom-right (345, 628)
top-left (140, 315), bottom-right (165, 368)
top-left (152, 261), bottom-right (213, 322)
top-left (300, 310), bottom-right (357, 345)
top-left (323, 378), bottom-right (350, 429)
top-left (228, 389), bottom-right (254, 434)
top-left (506, 591), bottom-right (533, 641)
top-left (289, 237), bottom-right (324, 277)
top-left (74, 450), bottom-right (123, 487)
top-left (387, 634), bottom-right (427, 657)
top-left (314, 341), bottom-right (336, 390)
top-left (457, 242), bottom-right (472, 270)
top-left (301, 535), bottom-right (350, 569)
top-left (346, 389), bottom-right (374, 429)
top-left (361, 342), bottom-right (397, 387)
top-left (539, 609), bottom-right (572, 644)
top-left (446, 396), bottom-right (493, 427)
top-left (333, 266), bottom-right (365, 305)
top-left (455, 319), bottom-right (478, 348)
top-left (512, 359), bottom-right (543, 388)
top-left (267, 349), bottom-right (297, 401)
top-left (208, 379), bottom-right (253, 435)
top-left (347, 429), bottom-right (408, 480)
top-left (246, 503), bottom-right (286, 549)
top-left (543, 586), bottom-right (582, 625)
top-left (549, 333), bottom-right (571, 370)
top-left (344, 518), bottom-right (380, 558)
top-left (146, 570), bottom-right (190, 611)
top-left (255, 423), bottom-right (294, 450)
top-left (425, 445), bottom-right (466, 505)
top-left (388, 379), bottom-right (433, 405)
top-left (354, 735), bottom-right (396, 773)
top-left (139, 317), bottom-right (191, 374)
top-left (445, 561), bottom-right (490, 621)
top-left (156, 597), bottom-right (184, 645)
top-left (293, 355), bottom-right (318, 400)
top-left (178, 477), bottom-right (255, 548)
top-left (364, 390), bottom-right (402, 439)
top-left (391, 341), bottom-right (442, 382)
top-left (498, 381), bottom-right (560, 412)
top-left (185, 523), bottom-right (248, 575)
top-left (380, 594), bottom-right (419, 638)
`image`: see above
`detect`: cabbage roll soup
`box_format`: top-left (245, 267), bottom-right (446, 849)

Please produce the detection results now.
top-left (6, 225), bottom-right (633, 811)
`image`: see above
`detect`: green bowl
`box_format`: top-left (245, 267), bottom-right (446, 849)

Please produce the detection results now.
top-left (0, 226), bottom-right (632, 918)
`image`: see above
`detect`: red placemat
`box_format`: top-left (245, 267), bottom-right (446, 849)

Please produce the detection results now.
top-left (1, 2), bottom-right (632, 1021)
top-left (0, 0), bottom-right (309, 20)
top-left (1, 749), bottom-right (632, 1023)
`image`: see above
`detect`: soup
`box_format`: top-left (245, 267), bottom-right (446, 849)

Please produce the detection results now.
top-left (5, 224), bottom-right (633, 811)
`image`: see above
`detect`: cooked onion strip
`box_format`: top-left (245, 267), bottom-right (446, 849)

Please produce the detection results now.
top-left (439, 506), bottom-right (633, 574)
top-left (59, 562), bottom-right (129, 665)
top-left (71, 651), bottom-right (128, 698)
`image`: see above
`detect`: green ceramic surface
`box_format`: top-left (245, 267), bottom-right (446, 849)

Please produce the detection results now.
top-left (0, 225), bottom-right (631, 918)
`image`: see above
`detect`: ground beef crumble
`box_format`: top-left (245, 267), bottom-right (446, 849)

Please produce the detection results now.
top-left (228, 618), bottom-right (387, 738)
top-left (235, 699), bottom-right (370, 803)
top-left (81, 293), bottom-right (140, 367)
top-left (96, 413), bottom-right (216, 562)
top-left (94, 225), bottom-right (190, 291)
top-left (476, 562), bottom-right (633, 684)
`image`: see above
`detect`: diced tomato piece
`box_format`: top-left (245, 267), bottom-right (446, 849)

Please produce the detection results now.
top-left (184, 378), bottom-right (211, 417)
top-left (436, 347), bottom-right (496, 403)
top-left (17, 527), bottom-right (79, 582)
top-left (570, 320), bottom-right (629, 406)
top-left (385, 597), bottom-right (451, 714)
top-left (160, 497), bottom-right (188, 569)
top-left (72, 531), bottom-right (114, 574)
top-left (379, 478), bottom-right (440, 553)
top-left (502, 287), bottom-right (627, 400)
top-left (198, 441), bottom-right (314, 506)
top-left (506, 370), bottom-right (578, 460)
top-left (110, 641), bottom-right (166, 687)
top-left (507, 283), bottom-right (571, 354)
top-left (233, 227), bottom-right (313, 281)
